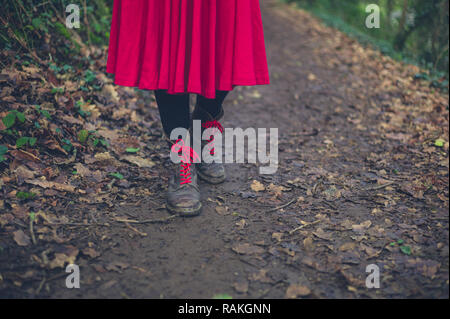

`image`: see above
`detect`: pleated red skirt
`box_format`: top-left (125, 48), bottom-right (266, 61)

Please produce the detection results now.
top-left (106, 0), bottom-right (270, 99)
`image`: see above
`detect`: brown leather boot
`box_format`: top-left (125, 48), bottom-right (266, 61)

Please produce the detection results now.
top-left (192, 105), bottom-right (226, 184)
top-left (166, 139), bottom-right (202, 216)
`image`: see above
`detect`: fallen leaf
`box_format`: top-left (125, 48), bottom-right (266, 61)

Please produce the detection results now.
top-left (93, 152), bottom-right (115, 164)
top-left (352, 220), bottom-right (372, 232)
top-left (74, 163), bottom-right (92, 178)
top-left (272, 232), bottom-right (284, 242)
top-left (236, 219), bottom-right (247, 229)
top-left (13, 230), bottom-right (30, 246)
top-left (102, 84), bottom-right (120, 103)
top-left (215, 206), bottom-right (229, 215)
top-left (49, 246), bottom-right (79, 269)
top-left (250, 180), bottom-right (265, 192)
top-left (312, 228), bottom-right (332, 240)
top-left (15, 165), bottom-right (36, 182)
top-left (267, 183), bottom-right (289, 198)
top-left (286, 285), bottom-right (311, 298)
top-left (232, 243), bottom-right (264, 255)
top-left (303, 237), bottom-right (314, 251)
top-left (249, 269), bottom-right (273, 283)
top-left (121, 155), bottom-right (155, 168)
top-left (339, 242), bottom-right (356, 252)
top-left (82, 247), bottom-right (100, 258)
top-left (232, 281), bottom-right (249, 294)
top-left (25, 178), bottom-right (75, 192)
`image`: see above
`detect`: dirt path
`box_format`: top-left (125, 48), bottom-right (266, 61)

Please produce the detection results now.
top-left (2, 0), bottom-right (448, 299)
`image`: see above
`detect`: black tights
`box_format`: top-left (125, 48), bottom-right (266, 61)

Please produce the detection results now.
top-left (155, 90), bottom-right (228, 137)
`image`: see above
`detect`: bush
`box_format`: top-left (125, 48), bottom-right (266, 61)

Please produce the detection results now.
top-left (285, 0), bottom-right (449, 78)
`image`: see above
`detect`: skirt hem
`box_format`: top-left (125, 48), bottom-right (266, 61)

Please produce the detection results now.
top-left (107, 71), bottom-right (270, 99)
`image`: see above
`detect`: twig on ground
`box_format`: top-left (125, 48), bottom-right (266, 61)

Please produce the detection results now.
top-left (321, 200), bottom-right (337, 210)
top-left (114, 215), bottom-right (177, 224)
top-left (29, 215), bottom-right (37, 245)
top-left (363, 181), bottom-right (395, 191)
top-left (265, 198), bottom-right (297, 213)
top-left (289, 219), bottom-right (321, 235)
top-left (35, 276), bottom-right (46, 295)
top-left (45, 215), bottom-right (177, 228)
top-left (124, 222), bottom-right (148, 236)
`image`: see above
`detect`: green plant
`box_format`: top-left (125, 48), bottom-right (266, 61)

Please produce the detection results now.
top-left (0, 145), bottom-right (8, 162)
top-left (2, 110), bottom-right (26, 129)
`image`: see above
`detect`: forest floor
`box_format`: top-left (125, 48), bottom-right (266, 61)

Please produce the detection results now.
top-left (0, 0), bottom-right (448, 299)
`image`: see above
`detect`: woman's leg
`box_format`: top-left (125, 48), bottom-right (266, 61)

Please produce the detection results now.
top-left (154, 90), bottom-right (190, 137)
top-left (196, 90), bottom-right (229, 118)
top-left (193, 91), bottom-right (229, 184)
top-left (154, 90), bottom-right (202, 217)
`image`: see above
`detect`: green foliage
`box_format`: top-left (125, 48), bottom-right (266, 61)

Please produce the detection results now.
top-left (126, 147), bottom-right (140, 153)
top-left (400, 245), bottom-right (412, 255)
top-left (93, 137), bottom-right (108, 148)
top-left (2, 110), bottom-right (26, 129)
top-left (286, 0), bottom-right (449, 78)
top-left (109, 172), bottom-right (124, 180)
top-left (35, 105), bottom-right (51, 119)
top-left (16, 191), bottom-right (37, 200)
top-left (61, 138), bottom-right (73, 152)
top-left (0, 0), bottom-right (113, 59)
top-left (212, 294), bottom-right (233, 299)
top-left (77, 129), bottom-right (89, 143)
top-left (0, 145), bottom-right (8, 163)
top-left (16, 136), bottom-right (37, 148)
top-left (434, 139), bottom-right (445, 147)
top-left (51, 87), bottom-right (65, 94)
top-left (84, 70), bottom-right (96, 83)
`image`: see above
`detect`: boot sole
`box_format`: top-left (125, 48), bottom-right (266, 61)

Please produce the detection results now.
top-left (197, 170), bottom-right (226, 184)
top-left (166, 201), bottom-right (202, 217)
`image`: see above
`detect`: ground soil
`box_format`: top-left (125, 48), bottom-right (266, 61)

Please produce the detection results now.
top-left (1, 0), bottom-right (448, 299)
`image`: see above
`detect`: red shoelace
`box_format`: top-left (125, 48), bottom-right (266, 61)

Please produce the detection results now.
top-left (202, 120), bottom-right (224, 155)
top-left (171, 139), bottom-right (200, 185)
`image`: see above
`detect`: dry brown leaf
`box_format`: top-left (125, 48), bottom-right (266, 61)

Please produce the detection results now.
top-left (250, 180), bottom-right (265, 192)
top-left (312, 228), bottom-right (332, 240)
top-left (303, 237), bottom-right (314, 251)
top-left (232, 243), bottom-right (264, 255)
top-left (80, 104), bottom-right (100, 120)
top-left (286, 285), bottom-right (311, 298)
top-left (102, 84), bottom-right (120, 103)
top-left (82, 247), bottom-right (101, 258)
top-left (307, 73), bottom-right (317, 81)
top-left (15, 165), bottom-right (36, 182)
top-left (74, 163), bottom-right (92, 178)
top-left (249, 269), bottom-right (273, 283)
top-left (121, 155), bottom-right (155, 168)
top-left (93, 152), bottom-right (115, 164)
top-left (272, 232), bottom-right (284, 242)
top-left (25, 178), bottom-right (75, 192)
top-left (236, 219), bottom-right (247, 229)
top-left (233, 281), bottom-right (249, 294)
top-left (267, 183), bottom-right (289, 198)
top-left (49, 246), bottom-right (79, 269)
top-left (339, 242), bottom-right (356, 252)
top-left (351, 220), bottom-right (372, 232)
top-left (61, 115), bottom-right (83, 125)
top-left (215, 206), bottom-right (229, 215)
top-left (13, 230), bottom-right (30, 246)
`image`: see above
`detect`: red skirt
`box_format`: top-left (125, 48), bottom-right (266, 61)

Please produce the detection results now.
top-left (106, 0), bottom-right (270, 99)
